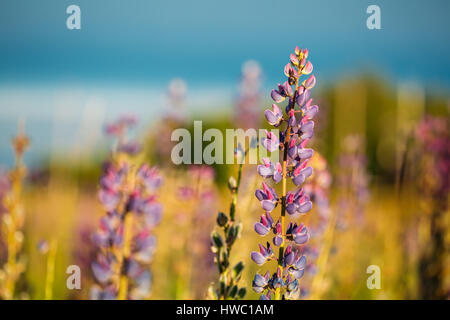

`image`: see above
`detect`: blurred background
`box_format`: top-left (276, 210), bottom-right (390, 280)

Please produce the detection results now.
top-left (0, 0), bottom-right (448, 299)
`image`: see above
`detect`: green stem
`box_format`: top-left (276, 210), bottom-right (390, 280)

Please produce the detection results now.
top-left (117, 212), bottom-right (133, 300)
top-left (275, 135), bottom-right (289, 300)
top-left (44, 239), bottom-right (58, 300)
top-left (230, 162), bottom-right (244, 222)
top-left (275, 73), bottom-right (299, 299)
top-left (218, 155), bottom-right (246, 299)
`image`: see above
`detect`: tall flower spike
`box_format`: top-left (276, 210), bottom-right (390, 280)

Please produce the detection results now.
top-left (208, 143), bottom-right (254, 300)
top-left (251, 47), bottom-right (319, 300)
top-left (296, 152), bottom-right (332, 299)
top-left (91, 116), bottom-right (163, 300)
top-left (234, 60), bottom-right (263, 130)
top-left (0, 122), bottom-right (29, 300)
top-left (336, 135), bottom-right (370, 228)
top-left (415, 116), bottom-right (449, 299)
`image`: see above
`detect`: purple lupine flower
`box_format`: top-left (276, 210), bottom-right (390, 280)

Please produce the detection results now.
top-left (91, 253), bottom-right (116, 284)
top-left (153, 78), bottom-right (189, 166)
top-left (415, 115), bottom-right (449, 299)
top-left (257, 158), bottom-right (282, 183)
top-left (265, 104), bottom-right (283, 127)
top-left (118, 141), bottom-right (142, 155)
top-left (285, 189), bottom-right (313, 217)
top-left (255, 182), bottom-right (279, 212)
top-left (252, 272), bottom-right (269, 293)
top-left (259, 292), bottom-right (272, 300)
top-left (251, 242), bottom-right (274, 265)
top-left (286, 222), bottom-right (309, 245)
top-left (295, 152), bottom-right (333, 298)
top-left (261, 130), bottom-right (280, 152)
top-left (0, 169), bottom-right (11, 214)
top-left (254, 212), bottom-right (274, 236)
top-left (272, 219), bottom-right (284, 246)
top-left (336, 135), bottom-right (370, 228)
top-left (92, 212), bottom-right (123, 248)
top-left (37, 240), bottom-right (50, 254)
top-left (176, 166), bottom-right (222, 299)
top-left (133, 230), bottom-right (157, 263)
top-left (104, 115), bottom-right (141, 156)
top-left (167, 78), bottom-right (187, 111)
top-left (271, 81), bottom-right (293, 103)
top-left (105, 114), bottom-right (136, 138)
top-left (0, 125), bottom-right (29, 300)
top-left (234, 60), bottom-right (263, 130)
top-left (291, 162), bottom-right (313, 186)
top-left (91, 116), bottom-right (163, 300)
top-left (303, 75), bottom-right (316, 90)
top-left (416, 116), bottom-right (450, 199)
top-left (251, 46), bottom-right (319, 300)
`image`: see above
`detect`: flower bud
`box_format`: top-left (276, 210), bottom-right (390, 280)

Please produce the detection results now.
top-left (226, 225), bottom-right (238, 247)
top-left (211, 231), bottom-right (224, 249)
top-left (232, 261), bottom-right (245, 280)
top-left (288, 76), bottom-right (296, 86)
top-left (228, 285), bottom-right (238, 298)
top-left (219, 280), bottom-right (226, 296)
top-left (216, 211), bottom-right (228, 227)
top-left (208, 286), bottom-right (219, 300)
top-left (220, 250), bottom-right (229, 268)
top-left (237, 287), bottom-right (246, 299)
top-left (228, 176), bottom-right (237, 191)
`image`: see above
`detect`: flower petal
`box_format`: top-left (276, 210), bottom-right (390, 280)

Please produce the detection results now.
top-left (261, 199), bottom-right (276, 212)
top-left (251, 251), bottom-right (266, 265)
top-left (271, 89), bottom-right (285, 103)
top-left (254, 222), bottom-right (270, 236)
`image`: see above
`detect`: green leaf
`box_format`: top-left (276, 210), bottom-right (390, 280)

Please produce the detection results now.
top-left (232, 261), bottom-right (245, 280)
top-left (237, 287), bottom-right (247, 299)
top-left (207, 285), bottom-right (219, 300)
top-left (211, 231), bottom-right (224, 249)
top-left (228, 285), bottom-right (238, 299)
top-left (216, 211), bottom-right (228, 227)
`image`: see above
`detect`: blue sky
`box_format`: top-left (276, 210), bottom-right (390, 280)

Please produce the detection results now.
top-left (0, 0), bottom-right (449, 165)
top-left (1, 0), bottom-right (450, 86)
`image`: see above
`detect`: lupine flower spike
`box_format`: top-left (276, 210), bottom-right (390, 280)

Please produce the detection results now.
top-left (37, 239), bottom-right (58, 300)
top-left (90, 116), bottom-right (163, 300)
top-left (175, 166), bottom-right (217, 299)
top-left (336, 135), bottom-right (370, 227)
top-left (415, 116), bottom-right (449, 299)
top-left (302, 153), bottom-right (332, 298)
top-left (208, 143), bottom-right (256, 300)
top-left (154, 78), bottom-right (188, 164)
top-left (0, 122), bottom-right (29, 299)
top-left (252, 47), bottom-right (319, 300)
top-left (234, 60), bottom-right (263, 130)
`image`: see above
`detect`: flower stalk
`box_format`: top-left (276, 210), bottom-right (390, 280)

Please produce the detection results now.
top-left (90, 116), bottom-right (163, 300)
top-left (0, 123), bottom-right (29, 300)
top-left (209, 144), bottom-right (253, 300)
top-left (252, 47), bottom-right (318, 300)
top-left (44, 239), bottom-right (58, 300)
